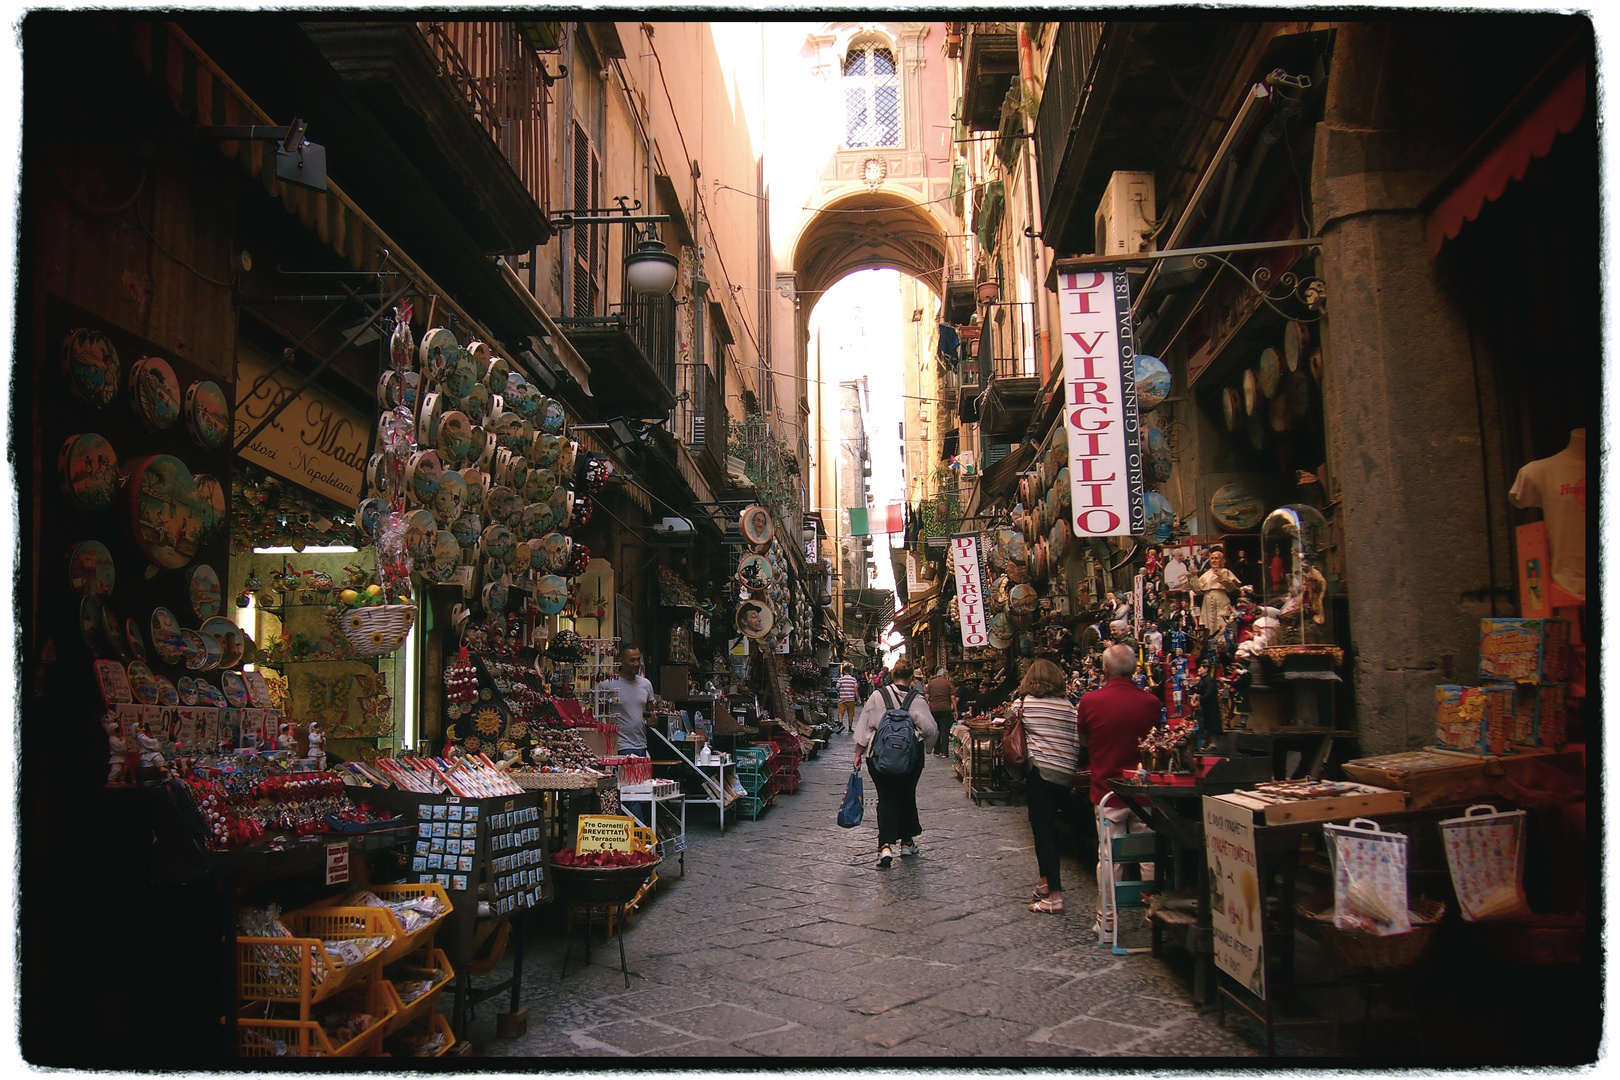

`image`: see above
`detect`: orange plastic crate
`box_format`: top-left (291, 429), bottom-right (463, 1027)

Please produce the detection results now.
top-left (238, 907), bottom-right (395, 1012)
top-left (237, 977), bottom-right (396, 1057)
top-left (385, 1011), bottom-right (456, 1058)
top-left (383, 947), bottom-right (455, 1034)
top-left (308, 882), bottom-right (453, 965)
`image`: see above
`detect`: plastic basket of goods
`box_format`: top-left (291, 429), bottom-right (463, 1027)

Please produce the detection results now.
top-left (548, 847), bottom-right (662, 906)
top-left (384, 1012), bottom-right (456, 1058)
top-left (237, 904), bottom-right (397, 1008)
top-left (383, 947), bottom-right (456, 1032)
top-left (308, 883), bottom-right (452, 965)
top-left (237, 973), bottom-right (396, 1057)
top-left (1296, 890), bottom-right (1446, 975)
top-left (331, 603), bottom-right (417, 658)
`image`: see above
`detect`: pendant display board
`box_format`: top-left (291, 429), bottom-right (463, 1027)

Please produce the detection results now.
top-left (40, 297), bottom-right (235, 750)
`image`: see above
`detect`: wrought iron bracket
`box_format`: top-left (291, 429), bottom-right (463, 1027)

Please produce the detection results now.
top-left (1191, 252), bottom-right (1326, 322)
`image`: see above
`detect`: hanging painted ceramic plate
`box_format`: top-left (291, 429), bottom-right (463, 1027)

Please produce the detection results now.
top-left (183, 380), bottom-right (230, 449)
top-left (432, 530), bottom-right (461, 582)
top-left (419, 327), bottom-right (459, 381)
top-left (503, 372), bottom-right (530, 412)
top-left (443, 352), bottom-right (478, 399)
top-left (480, 523), bottom-right (514, 563)
top-left (1146, 427), bottom-right (1173, 483)
top-left (95, 660), bottom-right (133, 704)
top-left (154, 675), bottom-right (179, 707)
top-left (58, 432), bottom-right (120, 511)
top-left (221, 670), bottom-right (250, 708)
top-left (127, 661), bottom-right (159, 704)
top-left (538, 397), bottom-right (567, 435)
top-left (403, 508), bottom-right (438, 563)
top-left (541, 532), bottom-right (572, 573)
top-left (483, 356), bottom-right (511, 392)
top-left (416, 392), bottom-right (443, 447)
top-left (193, 474), bottom-right (227, 540)
top-left (450, 512), bottom-right (483, 548)
top-left (201, 616), bottom-right (243, 668)
top-left (68, 540), bottom-right (116, 598)
top-left (530, 432), bottom-right (561, 468)
top-left (433, 469), bottom-right (468, 523)
top-left (61, 327), bottom-right (121, 407)
top-left (508, 540), bottom-right (533, 573)
top-left (176, 676), bottom-right (197, 705)
top-left (357, 498), bottom-right (390, 541)
top-left (180, 628), bottom-right (206, 669)
top-left (534, 573), bottom-right (567, 615)
top-left (1269, 390), bottom-right (1293, 433)
top-left (547, 488), bottom-right (573, 530)
top-left (1210, 481), bottom-right (1266, 532)
top-left (1222, 387), bottom-right (1242, 432)
top-left (100, 601), bottom-right (127, 658)
top-left (185, 564), bottom-right (220, 620)
top-left (1048, 517), bottom-right (1069, 561)
top-left (1143, 490), bottom-right (1176, 541)
top-left (521, 466), bottom-right (557, 504)
top-left (740, 505), bottom-right (775, 546)
top-left (737, 552), bottom-right (775, 591)
top-left (197, 679), bottom-right (226, 708)
top-left (150, 607), bottom-right (185, 664)
top-left (406, 449), bottom-right (444, 507)
top-left (986, 612), bottom-right (1012, 651)
top-left (1242, 369), bottom-right (1261, 416)
top-left (462, 382), bottom-right (492, 425)
top-left (520, 502), bottom-right (554, 537)
top-left (124, 618), bottom-right (148, 663)
top-left (502, 454), bottom-right (529, 489)
top-left (128, 356), bottom-right (182, 430)
top-left (482, 581), bottom-right (509, 612)
top-left (555, 439), bottom-right (577, 479)
top-left (197, 629), bottom-right (223, 671)
top-left (1135, 355), bottom-right (1171, 409)
top-left (1284, 321), bottom-right (1308, 372)
top-left (1286, 369), bottom-right (1312, 417)
top-left (124, 455), bottom-right (204, 570)
top-left (80, 596), bottom-right (105, 650)
top-left (1258, 347), bottom-right (1282, 399)
top-left (485, 485), bottom-right (522, 527)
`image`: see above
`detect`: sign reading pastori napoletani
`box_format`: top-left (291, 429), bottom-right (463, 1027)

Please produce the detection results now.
top-left (950, 534), bottom-right (987, 648)
top-left (1059, 268), bottom-right (1145, 536)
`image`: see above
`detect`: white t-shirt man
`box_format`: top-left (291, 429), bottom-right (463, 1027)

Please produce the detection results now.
top-left (600, 670), bottom-right (654, 753)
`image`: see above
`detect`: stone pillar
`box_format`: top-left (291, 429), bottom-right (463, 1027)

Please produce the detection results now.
top-left (1311, 24), bottom-right (1511, 754)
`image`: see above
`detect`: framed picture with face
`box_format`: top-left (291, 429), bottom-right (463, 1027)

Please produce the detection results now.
top-left (736, 552), bottom-right (775, 591)
top-left (739, 505), bottom-right (774, 547)
top-left (735, 599), bottom-right (775, 640)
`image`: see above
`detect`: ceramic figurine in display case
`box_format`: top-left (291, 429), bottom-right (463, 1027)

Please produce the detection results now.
top-left (1261, 504), bottom-right (1335, 646)
top-left (104, 715), bottom-right (128, 784)
top-left (306, 721), bottom-right (326, 769)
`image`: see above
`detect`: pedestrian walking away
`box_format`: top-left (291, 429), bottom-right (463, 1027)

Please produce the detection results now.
top-left (1077, 644), bottom-right (1162, 935)
top-left (851, 656), bottom-right (936, 868)
top-left (1011, 659), bottom-right (1084, 914)
top-left (835, 663), bottom-right (859, 733)
top-left (924, 667), bottom-right (956, 757)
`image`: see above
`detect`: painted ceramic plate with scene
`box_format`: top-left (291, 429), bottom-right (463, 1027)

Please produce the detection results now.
top-left (187, 564), bottom-right (221, 620)
top-left (128, 356), bottom-right (182, 430)
top-left (193, 474), bottom-right (227, 540)
top-left (1211, 481), bottom-right (1266, 532)
top-left (739, 505), bottom-right (774, 546)
top-left (197, 679), bottom-right (226, 708)
top-left (61, 327), bottom-right (121, 407)
top-left (533, 573), bottom-right (569, 615)
top-left (68, 539), bottom-right (116, 598)
top-left (1257, 347), bottom-right (1282, 399)
top-left (124, 618), bottom-right (149, 663)
top-left (180, 628), bottom-right (207, 670)
top-left (183, 380), bottom-right (230, 449)
top-left (127, 661), bottom-right (159, 704)
top-left (177, 676), bottom-right (197, 706)
top-left (154, 675), bottom-right (179, 707)
top-left (123, 455), bottom-right (204, 570)
top-left (96, 659), bottom-right (133, 704)
top-left (1134, 354), bottom-right (1172, 409)
top-left (419, 327), bottom-right (459, 380)
top-left (150, 607), bottom-right (186, 664)
top-left (58, 432), bottom-right (120, 511)
top-left (201, 616), bottom-right (244, 668)
top-left (221, 670), bottom-right (250, 708)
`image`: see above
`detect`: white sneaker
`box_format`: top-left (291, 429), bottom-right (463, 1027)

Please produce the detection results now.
top-left (877, 845), bottom-right (894, 869)
top-left (898, 840), bottom-right (917, 857)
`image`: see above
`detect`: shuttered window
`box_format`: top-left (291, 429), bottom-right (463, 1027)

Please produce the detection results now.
top-left (571, 119), bottom-right (603, 317)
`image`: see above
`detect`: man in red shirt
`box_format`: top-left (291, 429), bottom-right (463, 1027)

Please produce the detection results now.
top-left (1078, 644), bottom-right (1164, 936)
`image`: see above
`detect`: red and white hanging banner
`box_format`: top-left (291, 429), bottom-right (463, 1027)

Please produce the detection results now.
top-left (1059, 268), bottom-right (1145, 536)
top-left (951, 534), bottom-right (988, 648)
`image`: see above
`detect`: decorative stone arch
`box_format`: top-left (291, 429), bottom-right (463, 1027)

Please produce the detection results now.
top-left (790, 190), bottom-right (952, 310)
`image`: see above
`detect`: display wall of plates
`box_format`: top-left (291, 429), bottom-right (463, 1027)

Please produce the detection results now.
top-left (42, 298), bottom-right (237, 730)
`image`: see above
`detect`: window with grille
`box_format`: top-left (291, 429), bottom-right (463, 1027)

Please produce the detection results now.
top-left (571, 120), bottom-right (603, 318)
top-left (842, 42), bottom-right (900, 149)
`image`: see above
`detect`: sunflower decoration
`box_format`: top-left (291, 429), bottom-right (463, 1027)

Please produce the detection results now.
top-left (507, 721), bottom-right (528, 740)
top-left (471, 702), bottom-right (506, 737)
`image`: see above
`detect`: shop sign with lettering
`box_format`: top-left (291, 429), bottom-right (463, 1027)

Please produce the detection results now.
top-left (235, 342), bottom-right (369, 508)
top-left (951, 534), bottom-right (987, 648)
top-left (1058, 268), bottom-right (1145, 536)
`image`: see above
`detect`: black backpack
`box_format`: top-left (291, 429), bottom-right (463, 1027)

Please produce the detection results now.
top-left (870, 686), bottom-right (923, 775)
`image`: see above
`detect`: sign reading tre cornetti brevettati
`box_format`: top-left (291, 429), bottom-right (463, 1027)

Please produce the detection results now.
top-left (235, 341), bottom-right (369, 507)
top-left (1058, 268), bottom-right (1145, 537)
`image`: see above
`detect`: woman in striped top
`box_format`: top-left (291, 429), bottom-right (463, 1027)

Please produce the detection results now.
top-left (1016, 659), bottom-right (1083, 914)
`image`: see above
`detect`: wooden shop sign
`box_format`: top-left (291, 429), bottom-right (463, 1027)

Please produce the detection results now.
top-left (235, 341), bottom-right (369, 508)
top-left (575, 814), bottom-right (636, 853)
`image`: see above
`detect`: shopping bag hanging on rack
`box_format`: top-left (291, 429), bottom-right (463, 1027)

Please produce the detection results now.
top-left (1439, 804), bottom-right (1532, 922)
top-left (1323, 818), bottom-right (1411, 936)
top-left (837, 770), bottom-right (864, 828)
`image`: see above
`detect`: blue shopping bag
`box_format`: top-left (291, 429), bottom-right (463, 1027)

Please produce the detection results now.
top-left (836, 770), bottom-right (864, 828)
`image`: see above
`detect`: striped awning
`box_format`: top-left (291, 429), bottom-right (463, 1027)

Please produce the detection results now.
top-left (132, 21), bottom-right (387, 273)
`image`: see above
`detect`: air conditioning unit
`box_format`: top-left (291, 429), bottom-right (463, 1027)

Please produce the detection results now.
top-left (1094, 171), bottom-right (1157, 257)
top-left (691, 413), bottom-right (707, 445)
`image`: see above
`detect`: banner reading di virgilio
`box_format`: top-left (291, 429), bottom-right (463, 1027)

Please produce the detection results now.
top-left (950, 534), bottom-right (987, 649)
top-left (1058, 268), bottom-right (1145, 536)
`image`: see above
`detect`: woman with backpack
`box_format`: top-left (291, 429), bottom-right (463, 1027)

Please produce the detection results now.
top-left (1013, 659), bottom-right (1085, 914)
top-left (852, 656), bottom-right (937, 868)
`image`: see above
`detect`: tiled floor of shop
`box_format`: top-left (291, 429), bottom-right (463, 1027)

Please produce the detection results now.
top-left (456, 738), bottom-right (1341, 1059)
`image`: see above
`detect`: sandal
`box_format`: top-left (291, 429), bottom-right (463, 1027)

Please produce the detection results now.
top-left (1032, 884), bottom-right (1051, 902)
top-left (1029, 897), bottom-right (1065, 914)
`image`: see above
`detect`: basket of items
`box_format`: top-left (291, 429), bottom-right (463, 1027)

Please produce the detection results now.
top-left (1296, 816), bottom-right (1444, 975)
top-left (332, 603), bottom-right (417, 658)
top-left (1297, 890), bottom-right (1446, 975)
top-left (548, 849), bottom-right (662, 907)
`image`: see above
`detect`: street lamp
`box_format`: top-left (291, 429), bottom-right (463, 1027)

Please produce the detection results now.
top-left (547, 197), bottom-right (679, 297)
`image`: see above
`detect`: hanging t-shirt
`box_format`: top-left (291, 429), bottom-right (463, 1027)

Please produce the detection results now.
top-left (1509, 444), bottom-right (1585, 600)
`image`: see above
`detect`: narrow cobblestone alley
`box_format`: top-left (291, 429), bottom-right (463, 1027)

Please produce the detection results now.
top-left (466, 738), bottom-right (1285, 1059)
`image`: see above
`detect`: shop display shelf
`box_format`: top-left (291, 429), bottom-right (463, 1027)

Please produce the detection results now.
top-left (775, 771), bottom-right (802, 795)
top-left (237, 974), bottom-right (396, 1057)
top-left (384, 1012), bottom-right (455, 1058)
top-left (736, 794), bottom-right (772, 820)
top-left (382, 947), bottom-right (456, 1034)
top-left (307, 882), bottom-right (452, 965)
top-left (238, 907), bottom-right (396, 1012)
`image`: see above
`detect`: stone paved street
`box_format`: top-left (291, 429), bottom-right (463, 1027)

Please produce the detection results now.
top-left (463, 736), bottom-right (1314, 1059)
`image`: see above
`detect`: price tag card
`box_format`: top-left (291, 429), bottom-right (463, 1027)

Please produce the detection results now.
top-left (575, 814), bottom-right (636, 853)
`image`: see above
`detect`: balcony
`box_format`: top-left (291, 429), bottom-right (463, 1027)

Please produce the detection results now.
top-left (302, 21), bottom-right (554, 254)
top-left (976, 324), bottom-right (1040, 439)
top-left (961, 22), bottom-right (1020, 130)
top-left (557, 294), bottom-right (678, 418)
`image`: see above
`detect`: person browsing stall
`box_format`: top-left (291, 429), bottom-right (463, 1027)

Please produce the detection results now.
top-left (852, 656), bottom-right (937, 868)
top-left (924, 667), bottom-right (957, 758)
top-left (1077, 644), bottom-right (1162, 936)
top-left (1014, 660), bottom-right (1085, 914)
top-left (599, 644), bottom-right (654, 757)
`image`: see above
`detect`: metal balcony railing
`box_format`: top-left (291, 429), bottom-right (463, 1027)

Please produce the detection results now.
top-left (418, 21), bottom-right (552, 215)
top-left (1035, 21), bottom-right (1106, 230)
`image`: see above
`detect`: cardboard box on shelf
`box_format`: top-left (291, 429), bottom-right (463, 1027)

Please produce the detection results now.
top-left (1435, 685), bottom-right (1513, 756)
top-left (1478, 618), bottom-right (1570, 684)
top-left (1504, 682), bottom-right (1567, 749)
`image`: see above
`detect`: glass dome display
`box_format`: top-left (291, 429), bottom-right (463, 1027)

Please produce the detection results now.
top-left (1260, 504), bottom-right (1334, 646)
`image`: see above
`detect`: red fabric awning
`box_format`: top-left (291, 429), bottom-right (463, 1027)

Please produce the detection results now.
top-left (1426, 61), bottom-right (1586, 257)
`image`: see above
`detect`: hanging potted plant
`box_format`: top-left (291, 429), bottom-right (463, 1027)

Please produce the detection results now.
top-left (975, 279), bottom-right (1001, 306)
